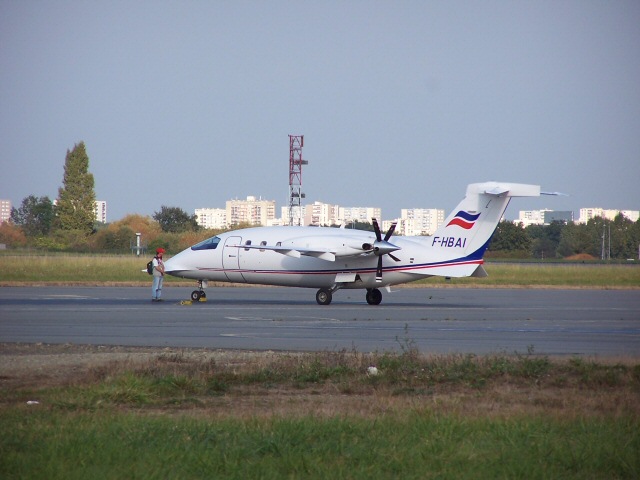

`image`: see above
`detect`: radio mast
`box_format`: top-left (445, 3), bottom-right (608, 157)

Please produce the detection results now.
top-left (288, 135), bottom-right (307, 226)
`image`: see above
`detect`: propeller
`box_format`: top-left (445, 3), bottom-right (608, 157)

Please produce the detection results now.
top-left (363, 218), bottom-right (401, 282)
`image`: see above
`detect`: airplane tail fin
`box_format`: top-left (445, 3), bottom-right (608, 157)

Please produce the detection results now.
top-left (427, 182), bottom-right (540, 277)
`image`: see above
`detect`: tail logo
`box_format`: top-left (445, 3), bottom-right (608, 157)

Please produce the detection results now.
top-left (446, 211), bottom-right (480, 230)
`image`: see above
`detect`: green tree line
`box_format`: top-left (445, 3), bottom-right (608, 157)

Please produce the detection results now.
top-left (0, 142), bottom-right (210, 254)
top-left (2, 141), bottom-right (638, 259)
top-left (488, 217), bottom-right (640, 260)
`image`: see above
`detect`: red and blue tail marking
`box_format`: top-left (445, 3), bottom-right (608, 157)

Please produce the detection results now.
top-left (446, 211), bottom-right (481, 229)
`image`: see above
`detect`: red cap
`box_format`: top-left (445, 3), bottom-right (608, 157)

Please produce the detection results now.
top-left (156, 248), bottom-right (165, 254)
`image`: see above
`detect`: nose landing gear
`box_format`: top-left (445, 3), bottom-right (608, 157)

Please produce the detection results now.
top-left (191, 280), bottom-right (208, 302)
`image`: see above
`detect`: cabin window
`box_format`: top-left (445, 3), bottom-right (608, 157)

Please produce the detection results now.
top-left (260, 241), bottom-right (267, 252)
top-left (244, 240), bottom-right (252, 251)
top-left (191, 236), bottom-right (221, 251)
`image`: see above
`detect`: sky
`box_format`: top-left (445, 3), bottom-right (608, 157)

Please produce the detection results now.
top-left (1, 0), bottom-right (639, 223)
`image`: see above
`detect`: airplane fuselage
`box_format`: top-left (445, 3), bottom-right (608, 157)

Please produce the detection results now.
top-left (165, 225), bottom-right (482, 289)
top-left (163, 182), bottom-right (545, 304)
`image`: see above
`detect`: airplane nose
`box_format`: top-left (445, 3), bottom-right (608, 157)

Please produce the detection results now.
top-left (163, 253), bottom-right (187, 275)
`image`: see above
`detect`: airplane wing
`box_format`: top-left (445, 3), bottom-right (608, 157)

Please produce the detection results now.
top-left (240, 244), bottom-right (337, 261)
top-left (234, 222), bottom-right (402, 266)
top-left (235, 233), bottom-right (391, 263)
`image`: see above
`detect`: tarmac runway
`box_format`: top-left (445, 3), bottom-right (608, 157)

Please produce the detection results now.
top-left (0, 286), bottom-right (639, 356)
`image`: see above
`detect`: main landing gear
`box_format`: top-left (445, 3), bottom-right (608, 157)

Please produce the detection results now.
top-left (315, 287), bottom-right (383, 306)
top-left (191, 280), bottom-right (207, 302)
top-left (316, 288), bottom-right (333, 305)
top-left (365, 288), bottom-right (383, 305)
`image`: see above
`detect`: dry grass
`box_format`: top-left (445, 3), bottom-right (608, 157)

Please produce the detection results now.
top-left (2, 344), bottom-right (638, 420)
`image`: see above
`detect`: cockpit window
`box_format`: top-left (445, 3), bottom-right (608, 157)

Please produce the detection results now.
top-left (191, 236), bottom-right (221, 251)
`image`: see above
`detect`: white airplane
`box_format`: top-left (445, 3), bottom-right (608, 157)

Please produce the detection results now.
top-left (164, 181), bottom-right (549, 305)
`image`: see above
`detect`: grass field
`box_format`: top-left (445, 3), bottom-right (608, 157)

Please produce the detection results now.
top-left (2, 254), bottom-right (638, 477)
top-left (1, 348), bottom-right (639, 479)
top-left (1, 253), bottom-right (639, 287)
top-left (2, 412), bottom-right (636, 479)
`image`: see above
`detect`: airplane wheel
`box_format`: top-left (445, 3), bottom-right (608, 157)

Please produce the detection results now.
top-left (191, 290), bottom-right (201, 301)
top-left (366, 288), bottom-right (382, 305)
top-left (316, 288), bottom-right (332, 305)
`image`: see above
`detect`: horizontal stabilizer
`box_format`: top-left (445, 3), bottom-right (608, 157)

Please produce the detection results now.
top-left (482, 186), bottom-right (510, 196)
top-left (468, 182), bottom-right (541, 198)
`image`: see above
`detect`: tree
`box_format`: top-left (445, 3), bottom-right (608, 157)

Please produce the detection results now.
top-left (352, 221), bottom-right (376, 232)
top-left (55, 142), bottom-right (96, 235)
top-left (94, 225), bottom-right (135, 252)
top-left (526, 221), bottom-right (565, 259)
top-left (0, 221), bottom-right (27, 248)
top-left (487, 221), bottom-right (531, 256)
top-left (10, 195), bottom-right (54, 237)
top-left (610, 213), bottom-right (637, 259)
top-left (585, 217), bottom-right (615, 258)
top-left (153, 206), bottom-right (199, 233)
top-left (557, 220), bottom-right (599, 258)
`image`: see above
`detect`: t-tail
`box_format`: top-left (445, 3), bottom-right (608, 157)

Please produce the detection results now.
top-left (424, 182), bottom-right (541, 278)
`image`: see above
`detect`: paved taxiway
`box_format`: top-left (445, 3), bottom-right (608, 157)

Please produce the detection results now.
top-left (0, 286), bottom-right (638, 356)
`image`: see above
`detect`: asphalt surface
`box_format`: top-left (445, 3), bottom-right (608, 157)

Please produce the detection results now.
top-left (1, 286), bottom-right (639, 356)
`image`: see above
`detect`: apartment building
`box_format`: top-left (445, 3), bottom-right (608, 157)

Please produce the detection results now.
top-left (304, 201), bottom-right (340, 226)
top-left (94, 200), bottom-right (107, 223)
top-left (578, 208), bottom-right (639, 224)
top-left (397, 208), bottom-right (445, 236)
top-left (279, 205), bottom-right (306, 226)
top-left (0, 199), bottom-right (11, 223)
top-left (194, 208), bottom-right (227, 229)
top-left (226, 196), bottom-right (276, 226)
top-left (338, 206), bottom-right (382, 225)
top-left (517, 209), bottom-right (573, 227)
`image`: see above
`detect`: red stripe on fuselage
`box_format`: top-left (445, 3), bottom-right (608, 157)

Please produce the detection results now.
top-left (195, 259), bottom-right (483, 277)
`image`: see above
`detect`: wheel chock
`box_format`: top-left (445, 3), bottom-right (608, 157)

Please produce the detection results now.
top-left (180, 300), bottom-right (193, 306)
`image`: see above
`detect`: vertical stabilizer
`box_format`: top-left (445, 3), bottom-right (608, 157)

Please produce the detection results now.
top-left (430, 182), bottom-right (541, 262)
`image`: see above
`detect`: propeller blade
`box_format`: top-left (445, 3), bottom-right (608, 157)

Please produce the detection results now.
top-left (376, 256), bottom-right (383, 282)
top-left (372, 218), bottom-right (382, 242)
top-left (384, 222), bottom-right (397, 241)
top-left (371, 218), bottom-right (401, 282)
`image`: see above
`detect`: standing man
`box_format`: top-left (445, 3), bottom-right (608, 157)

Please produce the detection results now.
top-left (152, 247), bottom-right (166, 302)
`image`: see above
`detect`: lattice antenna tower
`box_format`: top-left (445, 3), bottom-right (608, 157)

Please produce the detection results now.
top-left (288, 135), bottom-right (307, 226)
